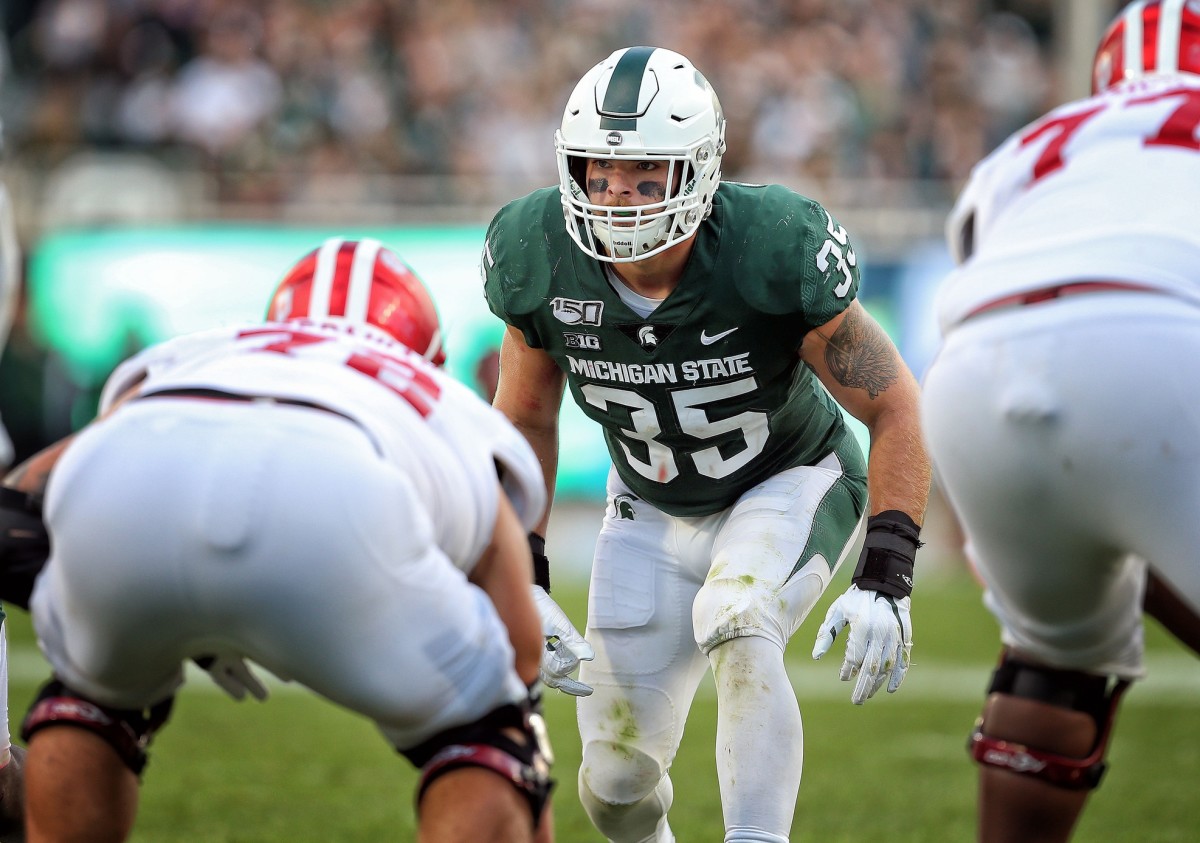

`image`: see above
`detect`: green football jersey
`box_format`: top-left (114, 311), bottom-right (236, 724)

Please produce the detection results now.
top-left (483, 181), bottom-right (867, 517)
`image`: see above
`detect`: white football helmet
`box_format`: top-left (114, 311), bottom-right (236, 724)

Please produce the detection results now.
top-left (555, 46), bottom-right (726, 263)
top-left (1093, 0), bottom-right (1200, 93)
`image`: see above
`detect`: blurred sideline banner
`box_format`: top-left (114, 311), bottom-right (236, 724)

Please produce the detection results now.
top-left (26, 224), bottom-right (949, 500)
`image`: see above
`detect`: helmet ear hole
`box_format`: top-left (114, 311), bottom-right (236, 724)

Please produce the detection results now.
top-left (568, 156), bottom-right (588, 192)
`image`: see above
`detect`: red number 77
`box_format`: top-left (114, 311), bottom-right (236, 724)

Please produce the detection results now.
top-left (1019, 86), bottom-right (1200, 183)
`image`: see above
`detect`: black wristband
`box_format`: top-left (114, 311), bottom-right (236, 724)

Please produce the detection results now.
top-left (851, 510), bottom-right (922, 599)
top-left (528, 533), bottom-right (551, 593)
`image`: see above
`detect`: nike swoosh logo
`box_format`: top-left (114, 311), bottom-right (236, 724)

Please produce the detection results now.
top-left (700, 327), bottom-right (739, 345)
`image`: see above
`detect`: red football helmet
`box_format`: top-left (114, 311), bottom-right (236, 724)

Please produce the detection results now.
top-left (268, 238), bottom-right (445, 366)
top-left (1093, 0), bottom-right (1200, 93)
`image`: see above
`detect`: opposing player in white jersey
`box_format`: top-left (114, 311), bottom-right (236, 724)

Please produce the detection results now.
top-left (7, 239), bottom-right (558, 842)
top-left (923, 2), bottom-right (1200, 841)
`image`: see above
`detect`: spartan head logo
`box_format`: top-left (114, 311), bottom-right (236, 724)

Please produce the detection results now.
top-left (611, 494), bottom-right (637, 520)
top-left (637, 326), bottom-right (658, 349)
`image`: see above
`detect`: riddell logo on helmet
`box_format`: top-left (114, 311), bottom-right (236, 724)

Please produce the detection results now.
top-left (606, 132), bottom-right (623, 145)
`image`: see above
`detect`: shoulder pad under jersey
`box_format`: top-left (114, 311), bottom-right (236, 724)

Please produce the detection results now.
top-left (483, 187), bottom-right (572, 321)
top-left (432, 374), bottom-right (546, 531)
top-left (716, 183), bottom-right (861, 323)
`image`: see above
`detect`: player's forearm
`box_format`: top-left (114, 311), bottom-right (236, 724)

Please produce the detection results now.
top-left (492, 332), bottom-right (565, 535)
top-left (516, 423), bottom-right (559, 537)
top-left (473, 494), bottom-right (543, 686)
top-left (863, 406), bottom-right (931, 524)
top-left (3, 436), bottom-right (75, 499)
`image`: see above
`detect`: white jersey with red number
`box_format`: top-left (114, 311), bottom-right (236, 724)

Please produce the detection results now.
top-left (98, 317), bottom-right (545, 571)
top-left (938, 74), bottom-right (1200, 333)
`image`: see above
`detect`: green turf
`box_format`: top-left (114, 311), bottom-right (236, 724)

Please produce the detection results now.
top-left (4, 569), bottom-right (1197, 841)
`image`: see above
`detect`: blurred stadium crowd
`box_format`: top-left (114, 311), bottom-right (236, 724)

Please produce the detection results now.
top-left (2, 0), bottom-right (1059, 216)
top-left (0, 0), bottom-right (1061, 483)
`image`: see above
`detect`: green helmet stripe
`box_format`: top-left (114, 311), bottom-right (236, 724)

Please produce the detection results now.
top-left (599, 46), bottom-right (656, 131)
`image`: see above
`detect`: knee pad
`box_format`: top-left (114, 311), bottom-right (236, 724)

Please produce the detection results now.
top-left (967, 652), bottom-right (1130, 790)
top-left (693, 576), bottom-right (786, 654)
top-left (579, 740), bottom-right (672, 839)
top-left (20, 678), bottom-right (174, 776)
top-left (405, 700), bottom-right (553, 827)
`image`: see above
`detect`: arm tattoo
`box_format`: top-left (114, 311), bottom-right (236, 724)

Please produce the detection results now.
top-left (823, 307), bottom-right (899, 399)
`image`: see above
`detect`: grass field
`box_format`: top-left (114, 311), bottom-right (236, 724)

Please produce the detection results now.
top-left (5, 566), bottom-right (1197, 841)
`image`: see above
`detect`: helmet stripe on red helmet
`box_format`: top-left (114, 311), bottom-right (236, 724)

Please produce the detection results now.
top-left (345, 237), bottom-right (383, 323)
top-left (1121, 0), bottom-right (1188, 80)
top-left (310, 237), bottom-right (343, 318)
top-left (1158, 0), bottom-right (1186, 73)
top-left (1095, 0), bottom-right (1200, 93)
top-left (1123, 3), bottom-right (1145, 81)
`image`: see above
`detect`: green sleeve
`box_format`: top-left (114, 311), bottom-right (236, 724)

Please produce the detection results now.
top-left (723, 184), bottom-right (861, 329)
top-left (482, 187), bottom-right (563, 349)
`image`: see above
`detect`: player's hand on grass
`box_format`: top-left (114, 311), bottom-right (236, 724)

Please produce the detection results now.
top-left (531, 585), bottom-right (595, 696)
top-left (812, 584), bottom-right (912, 705)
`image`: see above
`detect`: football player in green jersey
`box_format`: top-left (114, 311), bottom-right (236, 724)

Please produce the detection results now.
top-left (483, 46), bottom-right (931, 843)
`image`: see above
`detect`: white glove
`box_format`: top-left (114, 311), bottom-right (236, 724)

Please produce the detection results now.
top-left (812, 584), bottom-right (912, 705)
top-left (194, 655), bottom-right (269, 702)
top-left (531, 585), bottom-right (595, 696)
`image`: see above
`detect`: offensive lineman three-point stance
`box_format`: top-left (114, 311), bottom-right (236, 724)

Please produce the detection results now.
top-left (924, 3), bottom-right (1200, 841)
top-left (4, 240), bottom-right (559, 842)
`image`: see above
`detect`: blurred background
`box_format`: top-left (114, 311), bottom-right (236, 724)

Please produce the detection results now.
top-left (0, 0), bottom-right (1125, 570)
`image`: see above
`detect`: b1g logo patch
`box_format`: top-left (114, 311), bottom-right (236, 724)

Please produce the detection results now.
top-left (564, 333), bottom-right (601, 351)
top-left (552, 297), bottom-right (604, 325)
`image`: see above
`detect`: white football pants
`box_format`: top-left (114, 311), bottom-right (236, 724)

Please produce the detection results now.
top-left (577, 456), bottom-right (864, 842)
top-left (32, 398), bottom-right (527, 750)
top-left (923, 291), bottom-right (1200, 678)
